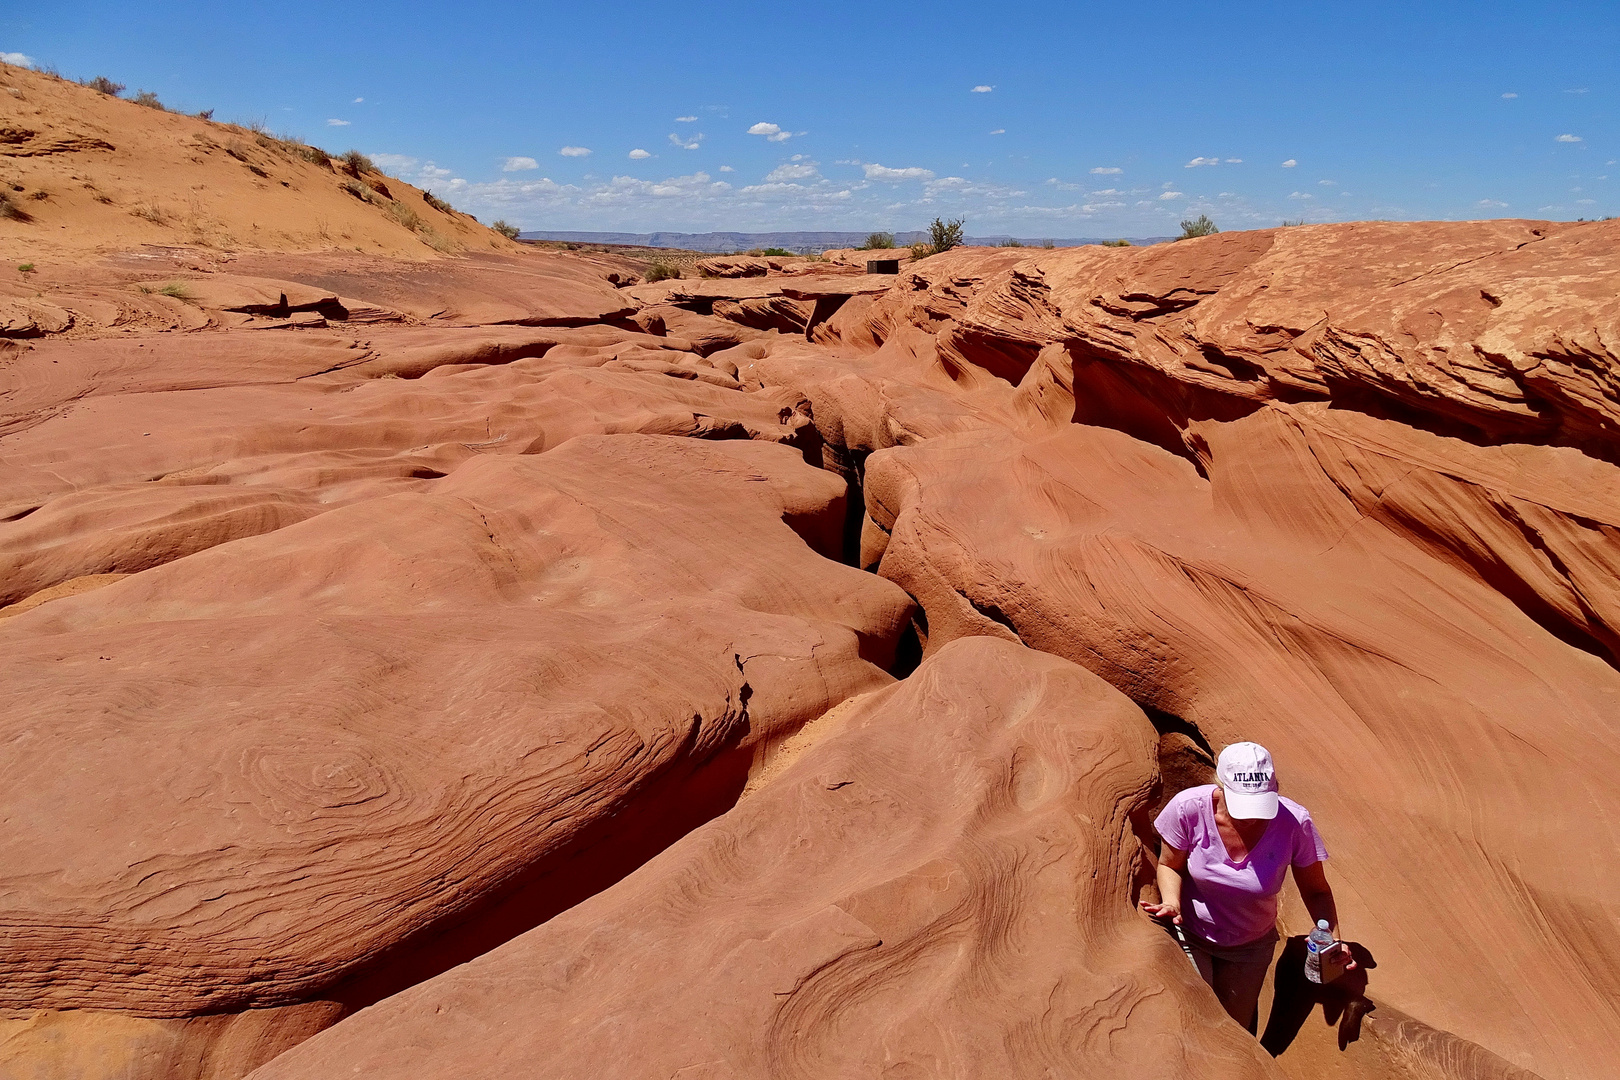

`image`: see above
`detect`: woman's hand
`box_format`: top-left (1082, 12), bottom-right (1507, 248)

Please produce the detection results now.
top-left (1139, 897), bottom-right (1182, 924)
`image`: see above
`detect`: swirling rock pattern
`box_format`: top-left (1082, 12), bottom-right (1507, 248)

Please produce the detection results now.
top-left (249, 637), bottom-right (1285, 1080)
top-left (0, 433), bottom-right (915, 1017)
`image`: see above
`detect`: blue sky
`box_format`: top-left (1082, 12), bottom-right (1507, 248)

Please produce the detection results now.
top-left (5, 1), bottom-right (1615, 235)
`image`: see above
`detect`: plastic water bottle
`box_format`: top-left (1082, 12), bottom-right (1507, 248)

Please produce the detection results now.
top-left (1304, 919), bottom-right (1335, 984)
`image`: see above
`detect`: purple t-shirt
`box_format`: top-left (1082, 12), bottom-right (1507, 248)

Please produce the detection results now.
top-left (1153, 784), bottom-right (1329, 947)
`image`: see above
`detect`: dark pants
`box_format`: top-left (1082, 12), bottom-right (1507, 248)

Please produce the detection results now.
top-left (1174, 926), bottom-right (1280, 1033)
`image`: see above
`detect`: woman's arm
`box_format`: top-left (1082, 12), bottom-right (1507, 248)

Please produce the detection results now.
top-left (1292, 860), bottom-right (1357, 968)
top-left (1139, 845), bottom-right (1188, 923)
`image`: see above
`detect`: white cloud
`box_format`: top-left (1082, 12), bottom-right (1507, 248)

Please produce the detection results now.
top-left (0, 52), bottom-right (34, 68)
top-left (669, 132), bottom-right (703, 150)
top-left (1186, 156), bottom-right (1221, 167)
top-left (1556, 134), bottom-right (1583, 143)
top-left (1090, 166), bottom-right (1123, 174)
top-left (972, 85), bottom-right (994, 93)
top-left (1162, 182), bottom-right (1176, 189)
top-left (419, 164), bottom-right (453, 181)
top-left (372, 153), bottom-right (419, 172)
top-left (559, 146), bottom-right (592, 157)
top-left (503, 156), bottom-right (539, 171)
top-left (628, 148), bottom-right (651, 159)
top-left (719, 165), bottom-right (734, 172)
top-left (1281, 158), bottom-right (1298, 168)
top-left (327, 118), bottom-right (351, 127)
top-left (1501, 92), bottom-right (1517, 99)
top-left (675, 115), bottom-right (697, 122)
top-left (1564, 88), bottom-right (1589, 94)
top-left (1478, 199), bottom-right (1508, 208)
top-left (989, 128), bottom-right (1006, 135)
top-left (1319, 179), bottom-right (1337, 186)
top-left (1159, 190), bottom-right (1183, 200)
top-left (1288, 191), bottom-right (1313, 199)
top-left (1225, 158), bottom-right (1243, 164)
top-left (765, 162), bottom-right (820, 181)
top-left (353, 96), bottom-right (364, 103)
top-left (863, 163), bottom-right (936, 181)
top-left (748, 122), bottom-right (795, 143)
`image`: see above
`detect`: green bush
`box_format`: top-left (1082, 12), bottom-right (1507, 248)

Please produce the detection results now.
top-left (928, 216), bottom-right (965, 253)
top-left (860, 231), bottom-right (895, 250)
top-left (1178, 214), bottom-right (1219, 239)
top-left (490, 220), bottom-right (521, 240)
top-left (1100, 238), bottom-right (1131, 247)
top-left (759, 247), bottom-right (793, 256)
top-left (909, 242), bottom-right (931, 260)
top-left (999, 237), bottom-right (1024, 248)
top-left (133, 90), bottom-right (164, 110)
top-left (17, 263), bottom-right (35, 273)
top-left (644, 261), bottom-right (681, 282)
top-left (84, 76), bottom-right (124, 96)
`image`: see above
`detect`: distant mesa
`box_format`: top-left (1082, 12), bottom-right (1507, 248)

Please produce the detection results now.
top-left (518, 230), bottom-right (1173, 253)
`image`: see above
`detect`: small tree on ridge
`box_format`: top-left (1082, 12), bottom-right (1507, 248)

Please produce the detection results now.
top-left (1178, 214), bottom-right (1219, 240)
top-left (928, 217), bottom-right (965, 253)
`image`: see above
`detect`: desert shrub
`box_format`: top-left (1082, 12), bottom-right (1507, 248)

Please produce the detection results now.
top-left (84, 76), bottom-right (124, 96)
top-left (759, 247), bottom-right (793, 256)
top-left (296, 144), bottom-right (330, 167)
top-left (385, 200), bottom-right (426, 232)
top-left (30, 189), bottom-right (49, 200)
top-left (1100, 238), bottom-right (1131, 247)
top-left (1280, 219), bottom-right (1305, 227)
top-left (1178, 214), bottom-right (1219, 239)
top-left (644, 261), bottom-right (681, 282)
top-left (861, 231), bottom-right (895, 250)
top-left (131, 204), bottom-right (167, 224)
top-left (928, 216), bottom-right (965, 253)
top-left (909, 242), bottom-right (931, 260)
top-left (422, 190), bottom-right (453, 213)
top-left (1041, 238), bottom-right (1055, 249)
top-left (244, 118), bottom-right (269, 135)
top-left (999, 237), bottom-right (1024, 248)
top-left (490, 219), bottom-right (521, 240)
top-left (196, 109), bottom-right (215, 121)
top-left (135, 281), bottom-right (192, 299)
top-left (341, 149), bottom-right (375, 174)
top-left (18, 263), bottom-right (35, 273)
top-left (0, 193), bottom-right (34, 222)
top-left (133, 90), bottom-right (164, 110)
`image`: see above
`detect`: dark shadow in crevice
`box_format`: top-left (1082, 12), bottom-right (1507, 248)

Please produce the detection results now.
top-left (1139, 704), bottom-right (1217, 846)
top-left (890, 620), bottom-right (923, 680)
top-left (963, 593), bottom-right (1021, 638)
top-left (818, 443), bottom-right (871, 568)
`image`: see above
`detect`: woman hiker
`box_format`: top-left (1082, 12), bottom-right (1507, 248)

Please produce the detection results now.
top-left (1139, 741), bottom-right (1355, 1033)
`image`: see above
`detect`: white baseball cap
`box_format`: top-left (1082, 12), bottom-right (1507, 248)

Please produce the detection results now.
top-left (1217, 742), bottom-right (1279, 819)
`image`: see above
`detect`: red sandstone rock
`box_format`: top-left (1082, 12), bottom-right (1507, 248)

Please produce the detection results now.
top-left (248, 637), bottom-right (1285, 1080)
top-left (4, 217), bottom-right (1619, 1080)
top-left (0, 434), bottom-right (915, 1021)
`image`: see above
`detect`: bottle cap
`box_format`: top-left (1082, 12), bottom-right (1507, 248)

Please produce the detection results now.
top-left (1317, 919), bottom-right (1330, 929)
